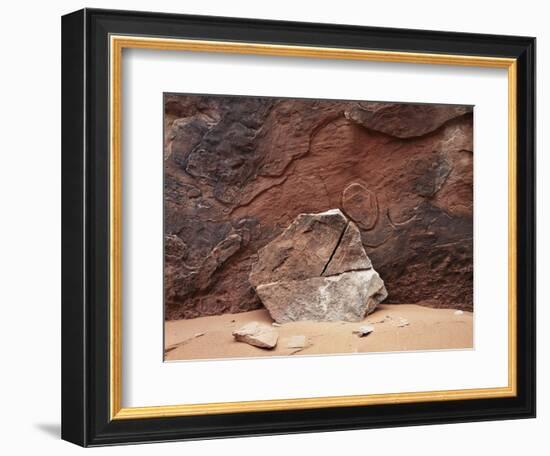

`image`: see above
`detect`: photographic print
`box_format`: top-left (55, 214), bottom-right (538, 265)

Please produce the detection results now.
top-left (163, 94), bottom-right (474, 361)
top-left (62, 11), bottom-right (535, 444)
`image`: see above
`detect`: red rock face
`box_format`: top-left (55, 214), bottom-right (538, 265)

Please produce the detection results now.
top-left (164, 94), bottom-right (473, 320)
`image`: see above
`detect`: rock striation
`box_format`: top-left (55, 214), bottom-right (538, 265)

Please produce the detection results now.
top-left (249, 210), bottom-right (387, 323)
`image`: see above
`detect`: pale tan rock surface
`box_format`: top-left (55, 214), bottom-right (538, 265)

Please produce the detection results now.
top-left (232, 322), bottom-right (278, 349)
top-left (286, 335), bottom-right (307, 349)
top-left (256, 270), bottom-right (386, 323)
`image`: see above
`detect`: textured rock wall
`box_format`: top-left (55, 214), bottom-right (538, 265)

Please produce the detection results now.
top-left (164, 94), bottom-right (473, 320)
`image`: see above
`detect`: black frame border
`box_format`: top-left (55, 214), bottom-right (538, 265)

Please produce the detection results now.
top-left (61, 8), bottom-right (536, 447)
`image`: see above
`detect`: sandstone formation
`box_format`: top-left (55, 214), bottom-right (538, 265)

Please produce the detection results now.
top-left (232, 322), bottom-right (278, 349)
top-left (164, 95), bottom-right (473, 319)
top-left (250, 209), bottom-right (387, 323)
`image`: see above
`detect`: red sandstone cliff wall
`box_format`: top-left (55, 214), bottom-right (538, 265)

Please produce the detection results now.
top-left (164, 94), bottom-right (473, 320)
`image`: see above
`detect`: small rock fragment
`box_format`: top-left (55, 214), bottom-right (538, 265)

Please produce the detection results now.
top-left (396, 317), bottom-right (409, 327)
top-left (353, 325), bottom-right (375, 337)
top-left (454, 310), bottom-right (464, 316)
top-left (287, 335), bottom-right (307, 349)
top-left (272, 322), bottom-right (282, 327)
top-left (194, 332), bottom-right (205, 338)
top-left (232, 322), bottom-right (278, 349)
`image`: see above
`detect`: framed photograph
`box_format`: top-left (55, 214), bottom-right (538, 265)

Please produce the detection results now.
top-left (61, 8), bottom-right (536, 446)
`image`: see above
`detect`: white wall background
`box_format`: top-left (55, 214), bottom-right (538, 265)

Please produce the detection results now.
top-left (0, 0), bottom-right (545, 454)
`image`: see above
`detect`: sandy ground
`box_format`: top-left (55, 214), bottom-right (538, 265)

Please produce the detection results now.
top-left (164, 304), bottom-right (473, 361)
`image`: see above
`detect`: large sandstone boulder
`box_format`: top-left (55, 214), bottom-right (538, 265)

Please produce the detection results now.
top-left (249, 209), bottom-right (387, 323)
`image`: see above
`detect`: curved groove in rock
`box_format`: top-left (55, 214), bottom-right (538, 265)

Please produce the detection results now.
top-left (229, 175), bottom-right (288, 215)
top-left (386, 208), bottom-right (418, 228)
top-left (362, 232), bottom-right (394, 248)
top-left (258, 112), bottom-right (344, 179)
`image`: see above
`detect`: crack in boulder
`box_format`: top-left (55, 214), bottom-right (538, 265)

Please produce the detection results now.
top-left (249, 209), bottom-right (387, 323)
top-left (320, 221), bottom-right (349, 276)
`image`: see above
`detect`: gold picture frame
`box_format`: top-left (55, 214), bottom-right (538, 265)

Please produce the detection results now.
top-left (109, 35), bottom-right (517, 421)
top-left (62, 9), bottom-right (535, 446)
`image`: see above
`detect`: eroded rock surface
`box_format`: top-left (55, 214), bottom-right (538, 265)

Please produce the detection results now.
top-left (164, 95), bottom-right (473, 319)
top-left (249, 209), bottom-right (347, 287)
top-left (344, 103), bottom-right (471, 138)
top-left (251, 210), bottom-right (387, 323)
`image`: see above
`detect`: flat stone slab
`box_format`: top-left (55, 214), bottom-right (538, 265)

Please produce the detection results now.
top-left (232, 322), bottom-right (278, 349)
